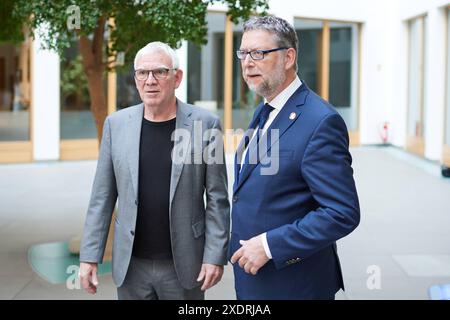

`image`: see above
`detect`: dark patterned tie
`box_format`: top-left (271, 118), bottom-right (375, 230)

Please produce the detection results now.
top-left (241, 103), bottom-right (275, 170)
top-left (256, 103), bottom-right (275, 142)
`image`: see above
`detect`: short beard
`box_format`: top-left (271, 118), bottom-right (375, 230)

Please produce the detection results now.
top-left (249, 58), bottom-right (286, 99)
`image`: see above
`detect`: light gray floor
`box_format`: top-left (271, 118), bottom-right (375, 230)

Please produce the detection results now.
top-left (1, 146), bottom-right (450, 300)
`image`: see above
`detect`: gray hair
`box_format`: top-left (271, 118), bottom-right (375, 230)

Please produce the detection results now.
top-left (134, 41), bottom-right (179, 70)
top-left (243, 16), bottom-right (298, 71)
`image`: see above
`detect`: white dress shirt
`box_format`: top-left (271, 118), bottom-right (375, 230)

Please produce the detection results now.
top-left (238, 76), bottom-right (302, 259)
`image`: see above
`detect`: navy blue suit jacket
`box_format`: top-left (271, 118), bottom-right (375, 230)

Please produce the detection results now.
top-left (230, 81), bottom-right (360, 299)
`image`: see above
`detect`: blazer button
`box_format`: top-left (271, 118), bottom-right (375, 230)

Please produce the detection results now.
top-left (135, 199), bottom-right (138, 206)
top-left (130, 230), bottom-right (135, 236)
top-left (233, 196), bottom-right (238, 203)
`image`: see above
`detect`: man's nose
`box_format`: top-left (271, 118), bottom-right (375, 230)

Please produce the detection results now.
top-left (242, 53), bottom-right (255, 68)
top-left (145, 72), bottom-right (158, 85)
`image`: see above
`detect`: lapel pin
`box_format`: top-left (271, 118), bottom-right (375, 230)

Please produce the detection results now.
top-left (289, 112), bottom-right (296, 120)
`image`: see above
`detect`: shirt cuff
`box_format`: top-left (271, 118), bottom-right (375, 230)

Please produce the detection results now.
top-left (261, 232), bottom-right (272, 259)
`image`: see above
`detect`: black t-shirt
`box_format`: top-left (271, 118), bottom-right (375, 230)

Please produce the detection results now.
top-left (132, 117), bottom-right (176, 260)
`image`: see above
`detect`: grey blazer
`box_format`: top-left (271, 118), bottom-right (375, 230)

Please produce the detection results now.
top-left (80, 100), bottom-right (230, 289)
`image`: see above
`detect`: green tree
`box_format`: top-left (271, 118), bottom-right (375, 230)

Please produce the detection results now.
top-left (60, 55), bottom-right (90, 109)
top-left (0, 0), bottom-right (25, 44)
top-left (6, 0), bottom-right (268, 142)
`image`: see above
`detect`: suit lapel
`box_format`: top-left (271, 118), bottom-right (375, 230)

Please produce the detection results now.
top-left (127, 104), bottom-right (144, 198)
top-left (234, 83), bottom-right (310, 193)
top-left (169, 100), bottom-right (193, 205)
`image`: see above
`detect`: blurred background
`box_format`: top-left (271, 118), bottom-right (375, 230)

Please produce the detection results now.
top-left (1, 0), bottom-right (450, 300)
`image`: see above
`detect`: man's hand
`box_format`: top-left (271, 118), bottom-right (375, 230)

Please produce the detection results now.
top-left (197, 263), bottom-right (224, 291)
top-left (79, 262), bottom-right (99, 294)
top-left (230, 234), bottom-right (269, 275)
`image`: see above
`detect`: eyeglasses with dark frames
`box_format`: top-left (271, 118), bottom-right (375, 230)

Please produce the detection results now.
top-left (134, 67), bottom-right (177, 81)
top-left (236, 47), bottom-right (288, 60)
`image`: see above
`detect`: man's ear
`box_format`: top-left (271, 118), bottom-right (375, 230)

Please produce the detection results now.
top-left (285, 48), bottom-right (297, 70)
top-left (174, 69), bottom-right (183, 89)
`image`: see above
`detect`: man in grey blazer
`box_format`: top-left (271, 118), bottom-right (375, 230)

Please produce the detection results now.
top-left (79, 41), bottom-right (230, 300)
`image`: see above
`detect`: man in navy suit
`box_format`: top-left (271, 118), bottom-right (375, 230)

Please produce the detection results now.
top-left (230, 16), bottom-right (360, 300)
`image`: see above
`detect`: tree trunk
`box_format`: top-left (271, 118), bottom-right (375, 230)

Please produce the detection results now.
top-left (78, 16), bottom-right (107, 143)
top-left (85, 69), bottom-right (107, 143)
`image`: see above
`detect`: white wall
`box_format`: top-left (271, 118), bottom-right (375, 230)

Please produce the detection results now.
top-left (398, 0), bottom-right (449, 19)
top-left (358, 0), bottom-right (396, 145)
top-left (32, 30), bottom-right (60, 161)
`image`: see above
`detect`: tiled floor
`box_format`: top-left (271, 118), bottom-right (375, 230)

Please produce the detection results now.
top-left (1, 146), bottom-right (450, 299)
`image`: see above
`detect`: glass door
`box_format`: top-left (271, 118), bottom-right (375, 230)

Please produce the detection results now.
top-left (59, 41), bottom-right (99, 160)
top-left (406, 16), bottom-right (427, 156)
top-left (0, 40), bottom-right (32, 163)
